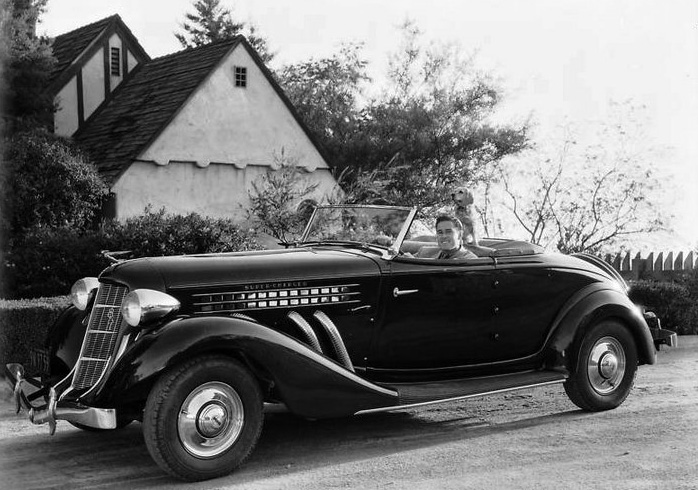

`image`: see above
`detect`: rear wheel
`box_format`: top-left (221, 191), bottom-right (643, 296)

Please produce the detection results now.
top-left (564, 320), bottom-right (638, 411)
top-left (143, 356), bottom-right (263, 481)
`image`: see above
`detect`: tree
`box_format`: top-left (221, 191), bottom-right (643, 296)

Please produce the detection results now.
top-left (246, 151), bottom-right (320, 243)
top-left (359, 21), bottom-right (528, 212)
top-left (278, 21), bottom-right (529, 214)
top-left (498, 102), bottom-right (664, 254)
top-left (175, 0), bottom-right (274, 63)
top-left (277, 42), bottom-right (370, 174)
top-left (3, 0), bottom-right (56, 129)
top-left (2, 129), bottom-right (108, 234)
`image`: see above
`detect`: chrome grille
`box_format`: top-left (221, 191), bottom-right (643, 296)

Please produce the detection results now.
top-left (72, 283), bottom-right (128, 390)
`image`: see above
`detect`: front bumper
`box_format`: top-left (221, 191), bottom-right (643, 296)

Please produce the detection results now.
top-left (5, 363), bottom-right (117, 434)
top-left (643, 312), bottom-right (678, 350)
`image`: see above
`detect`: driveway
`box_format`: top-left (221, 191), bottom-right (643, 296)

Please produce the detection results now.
top-left (1, 337), bottom-right (697, 489)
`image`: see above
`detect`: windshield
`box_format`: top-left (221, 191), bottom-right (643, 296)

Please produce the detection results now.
top-left (300, 205), bottom-right (416, 250)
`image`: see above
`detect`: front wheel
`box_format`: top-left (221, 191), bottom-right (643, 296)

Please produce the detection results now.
top-left (143, 356), bottom-right (263, 481)
top-left (564, 320), bottom-right (638, 411)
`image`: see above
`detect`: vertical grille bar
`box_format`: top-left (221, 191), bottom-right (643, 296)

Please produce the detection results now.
top-left (72, 283), bottom-right (128, 390)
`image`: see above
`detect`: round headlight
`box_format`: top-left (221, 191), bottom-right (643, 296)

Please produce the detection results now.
top-left (121, 292), bottom-right (143, 327)
top-left (121, 289), bottom-right (180, 327)
top-left (70, 277), bottom-right (100, 310)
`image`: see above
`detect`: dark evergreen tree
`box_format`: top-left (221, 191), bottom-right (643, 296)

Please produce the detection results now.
top-left (3, 0), bottom-right (56, 130)
top-left (175, 0), bottom-right (274, 63)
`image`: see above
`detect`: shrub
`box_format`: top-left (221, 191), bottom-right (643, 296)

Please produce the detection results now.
top-left (0, 296), bottom-right (70, 367)
top-left (1, 129), bottom-right (108, 234)
top-left (104, 208), bottom-right (259, 257)
top-left (2, 209), bottom-right (260, 299)
top-left (247, 153), bottom-right (319, 243)
top-left (3, 225), bottom-right (108, 299)
top-left (629, 280), bottom-right (698, 335)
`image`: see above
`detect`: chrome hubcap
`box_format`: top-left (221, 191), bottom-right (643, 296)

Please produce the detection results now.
top-left (587, 336), bottom-right (626, 395)
top-left (178, 381), bottom-right (244, 458)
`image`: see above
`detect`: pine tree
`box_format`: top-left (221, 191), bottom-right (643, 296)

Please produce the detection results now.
top-left (175, 0), bottom-right (274, 63)
top-left (3, 0), bottom-right (56, 129)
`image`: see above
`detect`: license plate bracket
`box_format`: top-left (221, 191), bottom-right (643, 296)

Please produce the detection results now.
top-left (28, 347), bottom-right (50, 376)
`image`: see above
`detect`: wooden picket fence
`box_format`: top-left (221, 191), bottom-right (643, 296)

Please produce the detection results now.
top-left (605, 251), bottom-right (698, 281)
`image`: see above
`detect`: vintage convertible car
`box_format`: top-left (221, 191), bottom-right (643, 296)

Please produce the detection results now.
top-left (6, 205), bottom-right (676, 481)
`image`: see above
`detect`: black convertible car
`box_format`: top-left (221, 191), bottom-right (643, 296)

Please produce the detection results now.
top-left (6, 205), bottom-right (676, 481)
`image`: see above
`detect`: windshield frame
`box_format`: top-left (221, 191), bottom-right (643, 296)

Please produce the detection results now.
top-left (299, 204), bottom-right (417, 258)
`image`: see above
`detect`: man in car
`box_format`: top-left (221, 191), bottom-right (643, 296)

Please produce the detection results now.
top-left (417, 215), bottom-right (477, 259)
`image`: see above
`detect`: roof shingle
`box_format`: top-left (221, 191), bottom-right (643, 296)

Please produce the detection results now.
top-left (49, 15), bottom-right (118, 85)
top-left (75, 37), bottom-right (242, 185)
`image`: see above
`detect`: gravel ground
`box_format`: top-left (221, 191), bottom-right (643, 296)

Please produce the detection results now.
top-left (1, 337), bottom-right (696, 490)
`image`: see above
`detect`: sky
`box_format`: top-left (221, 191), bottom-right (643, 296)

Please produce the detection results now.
top-left (38, 0), bottom-right (698, 247)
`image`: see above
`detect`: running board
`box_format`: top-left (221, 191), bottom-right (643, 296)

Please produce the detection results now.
top-left (355, 370), bottom-right (567, 415)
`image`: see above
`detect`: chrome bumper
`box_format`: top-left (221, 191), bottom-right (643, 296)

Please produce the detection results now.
top-left (643, 312), bottom-right (678, 350)
top-left (5, 363), bottom-right (117, 434)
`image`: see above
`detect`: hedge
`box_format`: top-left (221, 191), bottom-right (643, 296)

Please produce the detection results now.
top-left (2, 208), bottom-right (260, 299)
top-left (0, 296), bottom-right (70, 367)
top-left (629, 277), bottom-right (698, 335)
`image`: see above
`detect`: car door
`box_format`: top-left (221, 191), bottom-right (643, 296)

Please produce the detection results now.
top-left (369, 256), bottom-right (497, 374)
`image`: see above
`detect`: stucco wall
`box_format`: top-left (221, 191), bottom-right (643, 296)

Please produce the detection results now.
top-left (112, 161), bottom-right (338, 221)
top-left (54, 77), bottom-right (79, 137)
top-left (113, 43), bottom-right (337, 220)
top-left (137, 45), bottom-right (328, 171)
top-left (82, 49), bottom-right (105, 120)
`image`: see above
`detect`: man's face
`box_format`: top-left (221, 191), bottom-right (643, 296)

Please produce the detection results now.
top-left (436, 220), bottom-right (461, 251)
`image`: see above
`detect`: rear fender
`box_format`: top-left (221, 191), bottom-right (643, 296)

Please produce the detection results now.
top-left (99, 316), bottom-right (397, 418)
top-left (546, 284), bottom-right (656, 368)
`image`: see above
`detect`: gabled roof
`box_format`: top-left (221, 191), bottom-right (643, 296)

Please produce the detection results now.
top-left (48, 14), bottom-right (150, 92)
top-left (75, 37), bottom-right (244, 184)
top-left (75, 36), bottom-right (332, 185)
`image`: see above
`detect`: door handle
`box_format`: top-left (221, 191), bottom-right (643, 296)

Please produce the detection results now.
top-left (393, 287), bottom-right (419, 298)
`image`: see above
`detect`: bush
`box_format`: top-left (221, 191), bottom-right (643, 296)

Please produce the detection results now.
top-left (629, 279), bottom-right (698, 335)
top-left (1, 129), bottom-right (108, 233)
top-left (2, 209), bottom-right (260, 299)
top-left (0, 296), bottom-right (70, 367)
top-left (104, 208), bottom-right (259, 257)
top-left (3, 225), bottom-right (108, 299)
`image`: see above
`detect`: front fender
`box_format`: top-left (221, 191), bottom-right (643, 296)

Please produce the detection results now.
top-left (98, 316), bottom-right (398, 418)
top-left (546, 284), bottom-right (656, 367)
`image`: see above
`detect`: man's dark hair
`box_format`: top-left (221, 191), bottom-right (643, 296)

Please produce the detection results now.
top-left (435, 215), bottom-right (463, 230)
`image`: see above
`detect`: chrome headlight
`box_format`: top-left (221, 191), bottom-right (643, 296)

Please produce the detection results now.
top-left (70, 277), bottom-right (100, 310)
top-left (121, 289), bottom-right (180, 327)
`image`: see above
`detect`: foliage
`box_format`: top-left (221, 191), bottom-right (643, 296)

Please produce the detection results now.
top-left (175, 0), bottom-right (274, 62)
top-left (2, 209), bottom-right (260, 299)
top-left (4, 0), bottom-right (56, 129)
top-left (0, 295), bottom-right (70, 366)
top-left (629, 277), bottom-right (698, 335)
top-left (104, 207), bottom-right (260, 258)
top-left (1, 129), bottom-right (108, 234)
top-left (2, 225), bottom-right (106, 298)
top-left (278, 21), bottom-right (529, 213)
top-left (277, 42), bottom-right (370, 174)
top-left (498, 102), bottom-right (664, 253)
top-left (246, 152), bottom-right (319, 243)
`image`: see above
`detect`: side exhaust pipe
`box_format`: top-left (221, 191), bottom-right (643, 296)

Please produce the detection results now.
top-left (313, 310), bottom-right (354, 372)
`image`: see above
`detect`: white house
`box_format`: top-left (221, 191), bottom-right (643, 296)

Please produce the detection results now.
top-left (50, 15), bottom-right (338, 221)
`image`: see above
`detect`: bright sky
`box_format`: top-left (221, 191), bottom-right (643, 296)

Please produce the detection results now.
top-left (39, 0), bottom-right (698, 247)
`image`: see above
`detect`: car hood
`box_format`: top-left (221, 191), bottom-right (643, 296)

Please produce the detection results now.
top-left (99, 247), bottom-right (383, 293)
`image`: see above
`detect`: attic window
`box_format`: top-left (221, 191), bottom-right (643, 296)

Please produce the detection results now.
top-left (234, 66), bottom-right (247, 87)
top-left (110, 47), bottom-right (121, 76)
